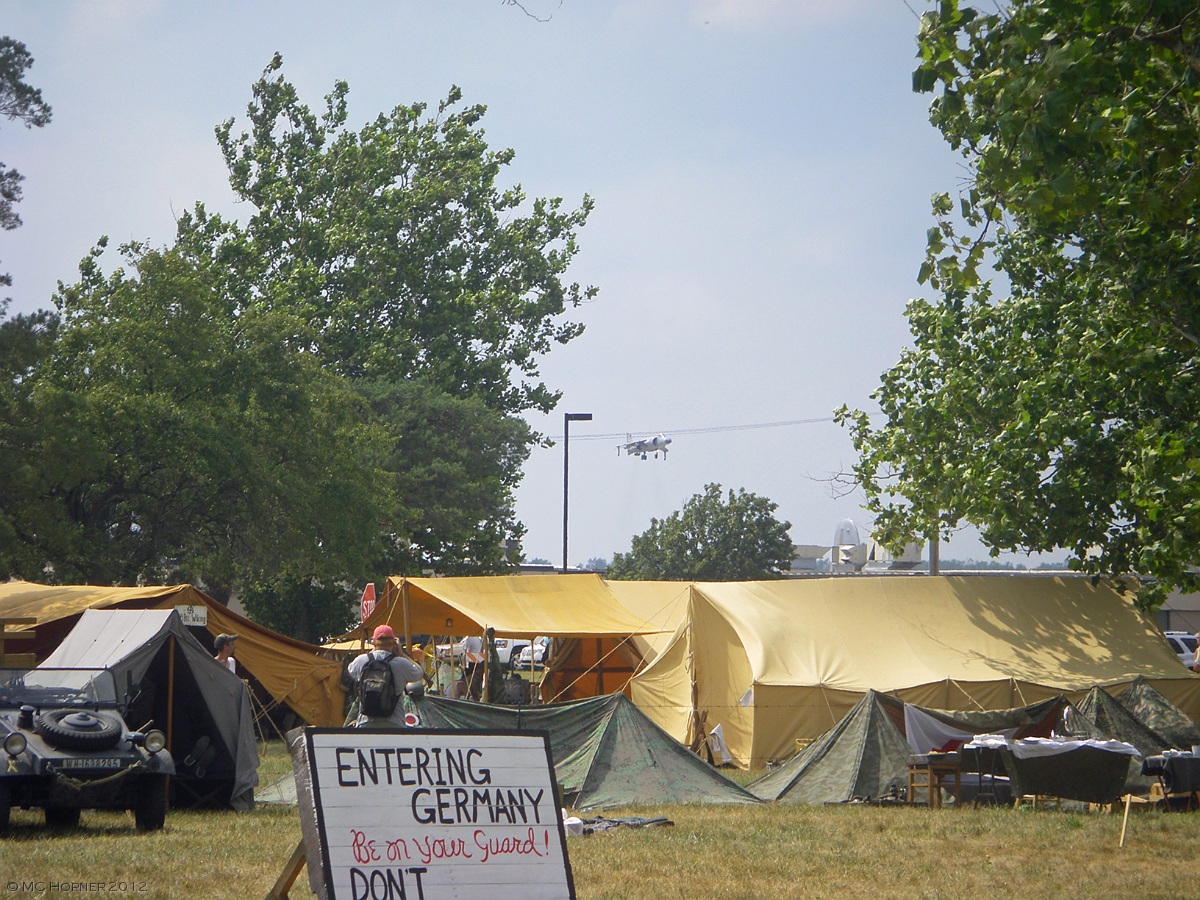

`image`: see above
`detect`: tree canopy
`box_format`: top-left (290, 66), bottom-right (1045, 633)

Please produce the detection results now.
top-left (606, 483), bottom-right (793, 581)
top-left (6, 242), bottom-right (388, 592)
top-left (0, 36), bottom-right (51, 292)
top-left (0, 57), bottom-right (591, 638)
top-left (176, 53), bottom-right (594, 417)
top-left (839, 0), bottom-right (1200, 601)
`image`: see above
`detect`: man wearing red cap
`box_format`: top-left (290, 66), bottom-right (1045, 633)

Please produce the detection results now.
top-left (346, 624), bottom-right (424, 727)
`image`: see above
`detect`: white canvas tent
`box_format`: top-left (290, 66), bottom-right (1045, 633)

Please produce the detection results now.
top-left (624, 575), bottom-right (1200, 768)
top-left (42, 608), bottom-right (259, 809)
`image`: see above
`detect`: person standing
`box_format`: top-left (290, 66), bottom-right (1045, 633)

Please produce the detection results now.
top-left (214, 634), bottom-right (238, 674)
top-left (347, 625), bottom-right (424, 728)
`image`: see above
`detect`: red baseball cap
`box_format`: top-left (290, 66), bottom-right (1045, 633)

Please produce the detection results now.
top-left (372, 625), bottom-right (396, 640)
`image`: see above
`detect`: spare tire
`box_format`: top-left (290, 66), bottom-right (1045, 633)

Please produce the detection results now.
top-left (35, 709), bottom-right (123, 751)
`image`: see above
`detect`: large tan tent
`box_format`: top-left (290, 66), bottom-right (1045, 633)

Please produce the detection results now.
top-left (358, 574), bottom-right (661, 701)
top-left (625, 575), bottom-right (1200, 769)
top-left (0, 581), bottom-right (345, 727)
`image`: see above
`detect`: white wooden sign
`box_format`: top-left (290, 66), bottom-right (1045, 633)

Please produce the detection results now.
top-left (176, 605), bottom-right (207, 626)
top-left (298, 728), bottom-right (574, 900)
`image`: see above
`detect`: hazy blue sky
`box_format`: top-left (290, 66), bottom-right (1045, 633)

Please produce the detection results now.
top-left (2, 1), bottom-right (1039, 567)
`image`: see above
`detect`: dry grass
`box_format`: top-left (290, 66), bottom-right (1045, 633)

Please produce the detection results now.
top-left (0, 743), bottom-right (1195, 899)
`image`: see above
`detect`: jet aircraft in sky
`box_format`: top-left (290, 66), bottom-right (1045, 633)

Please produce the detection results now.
top-left (619, 434), bottom-right (672, 460)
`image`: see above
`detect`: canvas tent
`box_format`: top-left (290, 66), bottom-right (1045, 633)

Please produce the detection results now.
top-left (627, 575), bottom-right (1200, 768)
top-left (1116, 677), bottom-right (1200, 749)
top-left (412, 692), bottom-right (759, 810)
top-left (748, 692), bottom-right (1064, 805)
top-left (355, 575), bottom-right (661, 701)
top-left (0, 581), bottom-right (346, 727)
top-left (41, 608), bottom-right (259, 810)
top-left (1074, 685), bottom-right (1169, 796)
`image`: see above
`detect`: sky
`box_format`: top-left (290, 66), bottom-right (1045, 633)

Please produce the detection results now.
top-left (1, 0), bottom-right (1047, 568)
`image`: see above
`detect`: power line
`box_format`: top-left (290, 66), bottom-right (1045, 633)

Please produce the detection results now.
top-left (555, 416), bottom-right (835, 442)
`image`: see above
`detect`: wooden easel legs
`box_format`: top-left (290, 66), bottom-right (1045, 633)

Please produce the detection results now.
top-left (265, 839), bottom-right (307, 900)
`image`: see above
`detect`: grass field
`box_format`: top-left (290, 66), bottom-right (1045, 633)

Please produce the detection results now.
top-left (0, 741), bottom-right (1196, 899)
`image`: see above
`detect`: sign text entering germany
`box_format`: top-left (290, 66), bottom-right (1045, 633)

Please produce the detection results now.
top-left (295, 728), bottom-right (574, 900)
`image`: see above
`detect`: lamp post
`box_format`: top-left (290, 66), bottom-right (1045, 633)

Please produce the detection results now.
top-left (562, 412), bottom-right (593, 572)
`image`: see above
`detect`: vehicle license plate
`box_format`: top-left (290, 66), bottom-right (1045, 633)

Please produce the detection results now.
top-left (56, 758), bottom-right (124, 770)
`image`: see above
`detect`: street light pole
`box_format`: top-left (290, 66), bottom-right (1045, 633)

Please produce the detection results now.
top-left (562, 412), bottom-right (593, 573)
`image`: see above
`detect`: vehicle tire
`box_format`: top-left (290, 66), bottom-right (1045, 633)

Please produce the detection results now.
top-left (34, 709), bottom-right (123, 751)
top-left (134, 775), bottom-right (168, 832)
top-left (0, 783), bottom-right (10, 834)
top-left (44, 807), bottom-right (81, 830)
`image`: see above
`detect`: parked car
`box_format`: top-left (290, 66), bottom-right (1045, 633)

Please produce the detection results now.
top-left (1164, 631), bottom-right (1198, 669)
top-left (0, 666), bottom-right (174, 832)
top-left (514, 636), bottom-right (551, 670)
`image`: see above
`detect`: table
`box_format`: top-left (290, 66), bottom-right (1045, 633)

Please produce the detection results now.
top-left (958, 745), bottom-right (1011, 807)
top-left (1141, 754), bottom-right (1200, 809)
top-left (964, 737), bottom-right (1137, 805)
top-left (907, 752), bottom-right (961, 808)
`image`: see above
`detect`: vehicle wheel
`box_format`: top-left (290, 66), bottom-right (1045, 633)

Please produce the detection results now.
top-left (44, 807), bottom-right (81, 830)
top-left (34, 709), bottom-right (123, 751)
top-left (134, 775), bottom-right (168, 832)
top-left (0, 783), bottom-right (10, 834)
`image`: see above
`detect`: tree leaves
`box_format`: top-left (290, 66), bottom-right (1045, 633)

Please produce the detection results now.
top-left (844, 0), bottom-right (1200, 602)
top-left (606, 483), bottom-right (794, 581)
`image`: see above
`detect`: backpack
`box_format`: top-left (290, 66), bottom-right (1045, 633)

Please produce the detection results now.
top-left (358, 652), bottom-right (399, 717)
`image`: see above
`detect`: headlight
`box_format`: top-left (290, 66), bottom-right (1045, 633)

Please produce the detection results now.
top-left (4, 731), bottom-right (27, 756)
top-left (143, 729), bottom-right (167, 754)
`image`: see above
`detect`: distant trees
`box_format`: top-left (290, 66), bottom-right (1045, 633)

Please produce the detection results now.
top-left (839, 1), bottom-right (1200, 602)
top-left (607, 484), bottom-right (793, 581)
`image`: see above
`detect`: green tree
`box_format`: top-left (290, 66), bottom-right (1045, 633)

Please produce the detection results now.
top-left (0, 305), bottom-right (60, 574)
top-left (2, 241), bottom-right (389, 591)
top-left (606, 483), bottom-right (793, 581)
top-left (177, 53), bottom-right (595, 417)
top-left (357, 378), bottom-right (530, 575)
top-left (840, 0), bottom-right (1200, 601)
top-left (169, 54), bottom-right (594, 589)
top-left (239, 580), bottom-right (358, 645)
top-left (0, 36), bottom-right (52, 291)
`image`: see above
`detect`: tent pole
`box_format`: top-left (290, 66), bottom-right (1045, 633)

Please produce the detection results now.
top-left (165, 634), bottom-right (176, 810)
top-left (166, 634), bottom-right (176, 751)
top-left (401, 580), bottom-right (412, 653)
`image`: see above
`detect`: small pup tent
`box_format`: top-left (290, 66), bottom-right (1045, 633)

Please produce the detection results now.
top-left (745, 690), bottom-right (913, 805)
top-left (1074, 685), bottom-right (1169, 796)
top-left (413, 692), bottom-right (760, 810)
top-left (629, 575), bottom-right (1200, 768)
top-left (1116, 677), bottom-right (1200, 749)
top-left (748, 692), bottom-right (1063, 805)
top-left (41, 608), bottom-right (259, 810)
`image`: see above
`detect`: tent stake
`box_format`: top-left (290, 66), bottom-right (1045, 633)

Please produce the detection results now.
top-left (1119, 793), bottom-right (1132, 848)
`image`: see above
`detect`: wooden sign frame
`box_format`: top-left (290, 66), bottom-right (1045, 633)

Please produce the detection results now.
top-left (295, 727), bottom-right (575, 900)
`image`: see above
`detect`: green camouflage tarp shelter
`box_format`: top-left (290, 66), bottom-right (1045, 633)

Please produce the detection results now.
top-left (745, 690), bottom-right (913, 805)
top-left (1076, 686), bottom-right (1169, 756)
top-left (1075, 686), bottom-right (1168, 796)
top-left (1116, 677), bottom-right (1200, 750)
top-left (748, 692), bottom-right (1064, 805)
top-left (412, 692), bottom-right (759, 811)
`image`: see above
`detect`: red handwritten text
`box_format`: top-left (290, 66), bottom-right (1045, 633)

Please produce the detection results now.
top-left (412, 834), bottom-right (473, 866)
top-left (350, 829), bottom-right (380, 865)
top-left (473, 827), bottom-right (548, 863)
